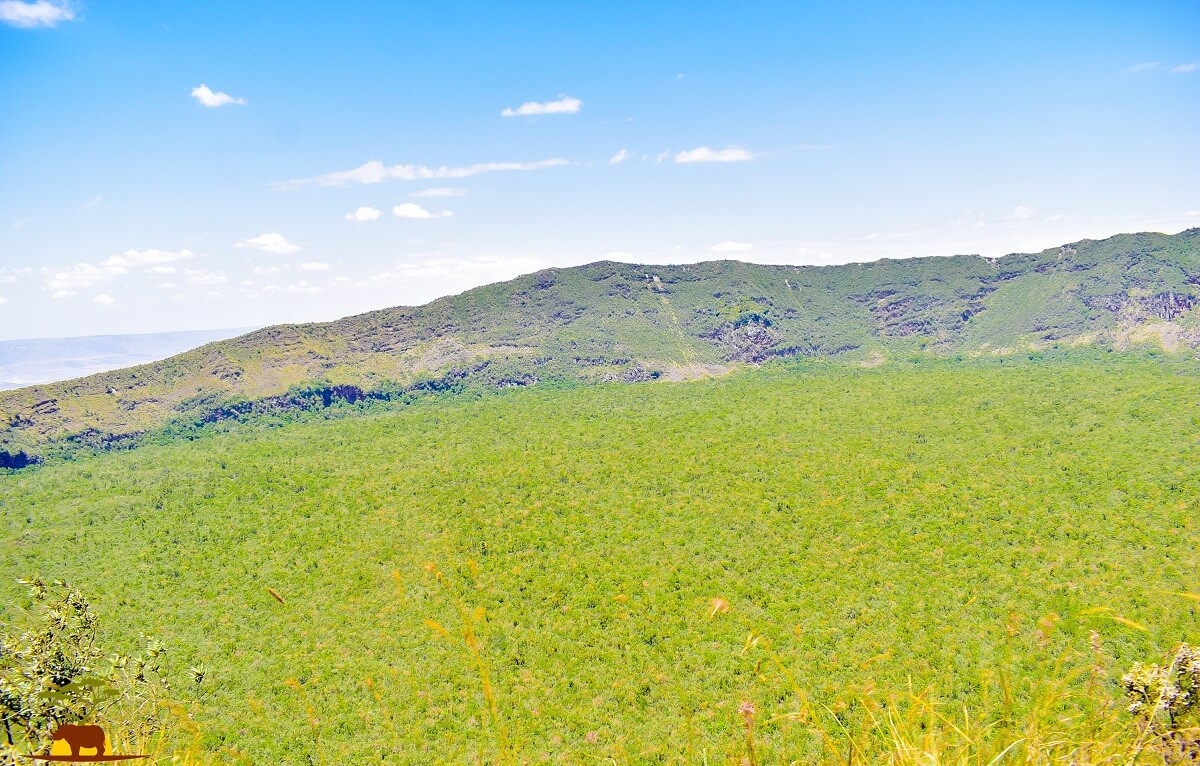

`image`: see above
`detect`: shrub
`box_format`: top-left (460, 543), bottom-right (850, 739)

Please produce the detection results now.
top-left (1122, 643), bottom-right (1200, 729)
top-left (0, 578), bottom-right (171, 760)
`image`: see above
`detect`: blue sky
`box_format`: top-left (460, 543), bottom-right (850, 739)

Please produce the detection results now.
top-left (1, 0), bottom-right (1197, 340)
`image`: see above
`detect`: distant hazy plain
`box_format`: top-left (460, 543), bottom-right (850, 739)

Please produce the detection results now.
top-left (0, 328), bottom-right (255, 390)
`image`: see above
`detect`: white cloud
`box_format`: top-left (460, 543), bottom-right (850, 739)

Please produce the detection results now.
top-left (276, 158), bottom-right (567, 190)
top-left (252, 266), bottom-right (281, 275)
top-left (235, 232), bottom-right (300, 254)
top-left (45, 262), bottom-right (124, 291)
top-left (674, 146), bottom-right (755, 163)
top-left (0, 0), bottom-right (74, 28)
top-left (1173, 63), bottom-right (1199, 74)
top-left (0, 297), bottom-right (7, 304)
top-left (1186, 210), bottom-right (1200, 217)
top-left (299, 262), bottom-right (330, 271)
top-left (103, 248), bottom-right (195, 268)
top-left (711, 241), bottom-right (754, 253)
top-left (153, 282), bottom-right (177, 290)
top-left (51, 290), bottom-right (75, 299)
top-left (0, 275), bottom-right (16, 284)
top-left (1130, 62), bottom-right (1159, 72)
top-left (147, 265), bottom-right (176, 274)
top-left (344, 206), bottom-right (382, 222)
top-left (412, 187), bottom-right (466, 197)
top-left (190, 83), bottom-right (246, 108)
top-left (184, 268), bottom-right (227, 286)
top-left (1045, 214), bottom-right (1063, 222)
top-left (79, 195), bottom-right (103, 209)
top-left (609, 149), bottom-right (629, 165)
top-left (501, 95), bottom-right (581, 117)
top-left (93, 294), bottom-right (114, 305)
top-left (393, 203), bottom-right (452, 219)
top-left (1011, 205), bottom-right (1036, 220)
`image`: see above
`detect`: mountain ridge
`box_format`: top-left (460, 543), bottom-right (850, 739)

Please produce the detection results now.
top-left (3, 228), bottom-right (1199, 466)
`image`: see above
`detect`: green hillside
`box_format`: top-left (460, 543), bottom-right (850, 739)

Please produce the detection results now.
top-left (2, 354), bottom-right (1197, 763)
top-left (3, 229), bottom-right (1199, 466)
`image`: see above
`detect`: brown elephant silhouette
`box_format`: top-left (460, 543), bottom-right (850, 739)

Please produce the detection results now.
top-left (51, 724), bottom-right (106, 756)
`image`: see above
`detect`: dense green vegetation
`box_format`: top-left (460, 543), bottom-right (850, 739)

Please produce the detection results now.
top-left (2, 354), bottom-right (1199, 763)
top-left (4, 229), bottom-right (1199, 465)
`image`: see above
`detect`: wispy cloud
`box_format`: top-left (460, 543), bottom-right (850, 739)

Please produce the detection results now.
top-left (412, 187), bottom-right (466, 197)
top-left (287, 281), bottom-right (323, 294)
top-left (0, 0), bottom-right (75, 28)
top-left (275, 158), bottom-right (567, 190)
top-left (40, 250), bottom-right (190, 293)
top-left (299, 262), bottom-right (330, 271)
top-left (263, 281), bottom-right (323, 295)
top-left (1132, 61), bottom-right (1199, 75)
top-left (93, 294), bottom-right (115, 305)
top-left (609, 149), bottom-right (630, 165)
top-left (344, 206), bottom-right (382, 222)
top-left (393, 203), bottom-right (452, 220)
top-left (184, 268), bottom-right (227, 286)
top-left (191, 83), bottom-right (246, 108)
top-left (235, 233), bottom-right (300, 254)
top-left (362, 255), bottom-right (546, 284)
top-left (711, 241), bottom-right (754, 253)
top-left (79, 195), bottom-right (103, 209)
top-left (45, 263), bottom-right (120, 293)
top-left (501, 95), bottom-right (581, 117)
top-left (103, 248), bottom-right (195, 268)
top-left (674, 146), bottom-right (754, 163)
top-left (1010, 205), bottom-right (1036, 220)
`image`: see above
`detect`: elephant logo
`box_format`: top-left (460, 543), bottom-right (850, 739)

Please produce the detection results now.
top-left (26, 723), bottom-right (147, 762)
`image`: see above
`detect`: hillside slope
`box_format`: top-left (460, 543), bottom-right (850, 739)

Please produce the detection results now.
top-left (3, 229), bottom-right (1199, 464)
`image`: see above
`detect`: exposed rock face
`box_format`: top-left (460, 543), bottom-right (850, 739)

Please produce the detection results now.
top-left (1140, 291), bottom-right (1196, 321)
top-left (704, 319), bottom-right (785, 363)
